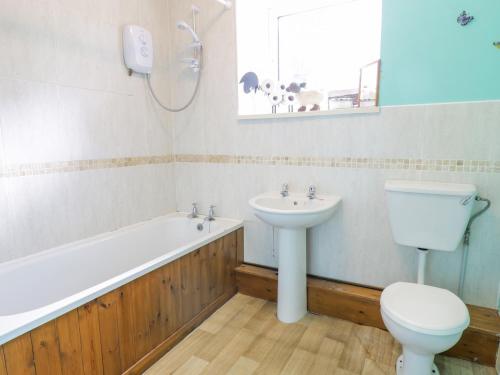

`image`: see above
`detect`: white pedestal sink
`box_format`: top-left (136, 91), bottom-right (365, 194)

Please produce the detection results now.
top-left (249, 192), bottom-right (341, 323)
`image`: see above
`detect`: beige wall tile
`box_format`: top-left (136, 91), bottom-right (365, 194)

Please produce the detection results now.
top-left (0, 0), bottom-right (176, 261)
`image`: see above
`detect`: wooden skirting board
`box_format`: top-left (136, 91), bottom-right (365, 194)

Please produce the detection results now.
top-left (235, 264), bottom-right (500, 367)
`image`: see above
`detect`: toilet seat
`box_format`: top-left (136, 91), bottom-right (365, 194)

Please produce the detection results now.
top-left (381, 282), bottom-right (469, 336)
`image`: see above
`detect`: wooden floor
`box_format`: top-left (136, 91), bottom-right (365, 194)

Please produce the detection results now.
top-left (145, 294), bottom-right (497, 375)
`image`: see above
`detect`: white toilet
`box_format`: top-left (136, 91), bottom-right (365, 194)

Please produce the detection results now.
top-left (383, 180), bottom-right (477, 375)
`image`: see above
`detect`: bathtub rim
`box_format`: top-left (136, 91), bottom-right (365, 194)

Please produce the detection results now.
top-left (0, 212), bottom-right (243, 346)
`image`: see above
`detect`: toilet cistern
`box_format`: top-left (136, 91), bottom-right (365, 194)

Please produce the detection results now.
top-left (249, 186), bottom-right (341, 323)
top-left (385, 180), bottom-right (477, 284)
top-left (383, 180), bottom-right (477, 375)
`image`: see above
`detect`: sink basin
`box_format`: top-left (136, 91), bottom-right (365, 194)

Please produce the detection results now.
top-left (249, 192), bottom-right (341, 228)
top-left (249, 191), bottom-right (342, 323)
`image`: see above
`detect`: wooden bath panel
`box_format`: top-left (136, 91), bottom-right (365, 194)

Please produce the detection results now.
top-left (0, 228), bottom-right (244, 375)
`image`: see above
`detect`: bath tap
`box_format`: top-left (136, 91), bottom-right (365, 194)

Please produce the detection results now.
top-left (188, 202), bottom-right (199, 218)
top-left (206, 205), bottom-right (216, 221)
top-left (307, 185), bottom-right (316, 200)
top-left (196, 206), bottom-right (216, 231)
top-left (280, 183), bottom-right (289, 197)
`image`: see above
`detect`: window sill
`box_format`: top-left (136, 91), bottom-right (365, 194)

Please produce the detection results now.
top-left (237, 106), bottom-right (380, 121)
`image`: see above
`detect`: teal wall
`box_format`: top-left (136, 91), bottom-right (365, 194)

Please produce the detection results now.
top-left (380, 0), bottom-right (500, 106)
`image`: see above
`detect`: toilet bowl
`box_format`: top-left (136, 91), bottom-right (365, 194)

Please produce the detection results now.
top-left (381, 282), bottom-right (470, 375)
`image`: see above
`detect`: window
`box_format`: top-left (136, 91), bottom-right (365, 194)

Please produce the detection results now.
top-left (237, 0), bottom-right (382, 117)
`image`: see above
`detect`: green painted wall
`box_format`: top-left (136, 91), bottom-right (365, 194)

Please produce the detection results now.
top-left (380, 0), bottom-right (500, 106)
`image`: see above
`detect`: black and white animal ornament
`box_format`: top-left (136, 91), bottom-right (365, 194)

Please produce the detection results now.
top-left (286, 82), bottom-right (323, 112)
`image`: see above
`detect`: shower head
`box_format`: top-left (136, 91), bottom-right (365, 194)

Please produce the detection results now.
top-left (176, 21), bottom-right (200, 43)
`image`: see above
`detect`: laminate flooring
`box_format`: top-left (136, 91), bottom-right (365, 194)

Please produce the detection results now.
top-left (146, 294), bottom-right (497, 375)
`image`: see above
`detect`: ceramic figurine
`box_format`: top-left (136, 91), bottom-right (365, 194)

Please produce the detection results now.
top-left (277, 81), bottom-right (287, 94)
top-left (286, 82), bottom-right (323, 112)
top-left (268, 91), bottom-right (282, 105)
top-left (457, 11), bottom-right (474, 26)
top-left (239, 72), bottom-right (259, 93)
top-left (285, 92), bottom-right (296, 112)
top-left (261, 79), bottom-right (274, 94)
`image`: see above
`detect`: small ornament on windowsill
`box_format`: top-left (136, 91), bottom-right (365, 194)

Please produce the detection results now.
top-left (286, 82), bottom-right (323, 112)
top-left (268, 93), bottom-right (281, 114)
top-left (239, 72), bottom-right (299, 113)
top-left (261, 79), bottom-right (274, 94)
top-left (493, 42), bottom-right (500, 49)
top-left (457, 11), bottom-right (474, 26)
top-left (239, 72), bottom-right (259, 93)
top-left (285, 93), bottom-right (296, 113)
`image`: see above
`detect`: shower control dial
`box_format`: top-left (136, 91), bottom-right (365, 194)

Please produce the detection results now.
top-left (123, 25), bottom-right (154, 74)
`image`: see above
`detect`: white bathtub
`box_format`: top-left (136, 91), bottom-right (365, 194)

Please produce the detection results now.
top-left (0, 212), bottom-right (243, 345)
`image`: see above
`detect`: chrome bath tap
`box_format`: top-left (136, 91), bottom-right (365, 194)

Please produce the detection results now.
top-left (206, 205), bottom-right (216, 221)
top-left (196, 205), bottom-right (216, 232)
top-left (188, 202), bottom-right (199, 218)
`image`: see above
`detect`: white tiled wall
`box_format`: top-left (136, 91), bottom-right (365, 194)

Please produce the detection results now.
top-left (0, 0), bottom-right (176, 261)
top-left (168, 0), bottom-right (500, 308)
top-left (0, 165), bottom-right (175, 262)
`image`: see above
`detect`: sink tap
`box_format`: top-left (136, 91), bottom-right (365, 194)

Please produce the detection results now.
top-left (188, 202), bottom-right (199, 218)
top-left (280, 183), bottom-right (289, 197)
top-left (205, 205), bottom-right (216, 221)
top-left (307, 185), bottom-right (316, 200)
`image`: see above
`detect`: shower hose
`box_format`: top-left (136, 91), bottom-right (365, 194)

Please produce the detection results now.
top-left (146, 46), bottom-right (203, 113)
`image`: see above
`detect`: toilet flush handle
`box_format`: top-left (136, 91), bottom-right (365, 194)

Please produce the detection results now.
top-left (460, 195), bottom-right (474, 206)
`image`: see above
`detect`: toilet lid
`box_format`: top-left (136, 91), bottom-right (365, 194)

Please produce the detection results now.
top-left (381, 282), bottom-right (470, 336)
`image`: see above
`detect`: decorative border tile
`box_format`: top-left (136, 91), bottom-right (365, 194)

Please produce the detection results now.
top-left (174, 154), bottom-right (500, 173)
top-left (0, 155), bottom-right (174, 178)
top-left (2, 154), bottom-right (499, 178)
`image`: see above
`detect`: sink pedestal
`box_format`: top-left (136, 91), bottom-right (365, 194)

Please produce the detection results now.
top-left (249, 191), bottom-right (342, 324)
top-left (277, 228), bottom-right (307, 323)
